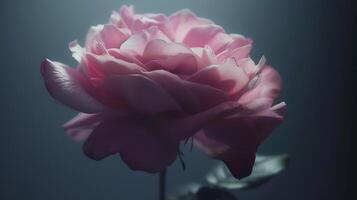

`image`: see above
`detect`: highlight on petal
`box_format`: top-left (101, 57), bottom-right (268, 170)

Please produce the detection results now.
top-left (191, 46), bottom-right (219, 69)
top-left (84, 53), bottom-right (146, 77)
top-left (182, 25), bottom-right (227, 49)
top-left (169, 9), bottom-right (205, 42)
top-left (188, 59), bottom-right (249, 97)
top-left (217, 44), bottom-right (252, 63)
top-left (238, 66), bottom-right (282, 105)
top-left (119, 5), bottom-right (135, 28)
top-left (85, 24), bottom-right (129, 54)
top-left (63, 113), bottom-right (103, 141)
top-left (41, 59), bottom-right (105, 113)
top-left (68, 40), bottom-right (84, 62)
top-left (102, 74), bottom-right (183, 115)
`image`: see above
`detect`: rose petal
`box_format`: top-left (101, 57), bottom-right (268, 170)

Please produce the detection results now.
top-left (169, 9), bottom-right (212, 42)
top-left (182, 25), bottom-right (228, 50)
top-left (188, 59), bottom-right (249, 97)
top-left (109, 11), bottom-right (128, 28)
top-left (143, 70), bottom-right (200, 113)
top-left (63, 113), bottom-right (103, 141)
top-left (119, 5), bottom-right (135, 28)
top-left (84, 53), bottom-right (146, 77)
top-left (102, 74), bottom-right (183, 115)
top-left (217, 44), bottom-right (252, 63)
top-left (41, 59), bottom-right (105, 113)
top-left (83, 115), bottom-right (180, 172)
top-left (85, 24), bottom-right (129, 54)
top-left (238, 66), bottom-right (282, 105)
top-left (68, 40), bottom-right (84, 63)
top-left (185, 82), bottom-right (229, 110)
top-left (191, 46), bottom-right (219, 69)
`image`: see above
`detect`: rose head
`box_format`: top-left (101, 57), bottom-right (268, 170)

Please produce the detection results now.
top-left (41, 5), bottom-right (286, 179)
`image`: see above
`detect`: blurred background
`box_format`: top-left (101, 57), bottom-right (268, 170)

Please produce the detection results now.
top-left (0, 0), bottom-right (354, 199)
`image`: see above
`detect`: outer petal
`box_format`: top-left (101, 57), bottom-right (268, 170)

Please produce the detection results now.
top-left (238, 66), bottom-right (282, 105)
top-left (102, 74), bottom-right (183, 115)
top-left (83, 115), bottom-right (180, 172)
top-left (185, 82), bottom-right (229, 110)
top-left (197, 102), bottom-right (286, 179)
top-left (41, 59), bottom-right (105, 113)
top-left (63, 113), bottom-right (103, 141)
top-left (83, 102), bottom-right (242, 166)
top-left (188, 59), bottom-right (249, 97)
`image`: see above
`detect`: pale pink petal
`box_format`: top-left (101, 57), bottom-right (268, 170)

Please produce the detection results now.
top-left (119, 31), bottom-right (148, 56)
top-left (169, 9), bottom-right (203, 42)
top-left (142, 39), bottom-right (197, 74)
top-left (41, 59), bottom-right (105, 113)
top-left (84, 53), bottom-right (146, 77)
top-left (102, 74), bottom-right (183, 115)
top-left (108, 48), bottom-right (146, 68)
top-left (109, 11), bottom-right (128, 28)
top-left (182, 25), bottom-right (225, 48)
top-left (119, 5), bottom-right (135, 28)
top-left (238, 66), bottom-right (282, 105)
top-left (191, 46), bottom-right (219, 69)
top-left (217, 44), bottom-right (252, 63)
top-left (145, 54), bottom-right (197, 75)
top-left (63, 113), bottom-right (103, 141)
top-left (68, 40), bottom-right (84, 62)
top-left (85, 24), bottom-right (129, 54)
top-left (188, 59), bottom-right (249, 97)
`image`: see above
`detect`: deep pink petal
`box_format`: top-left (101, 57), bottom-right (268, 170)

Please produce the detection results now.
top-left (188, 59), bottom-right (249, 97)
top-left (194, 130), bottom-right (230, 157)
top-left (185, 82), bottom-right (229, 110)
top-left (41, 59), bottom-right (105, 113)
top-left (102, 74), bottom-right (183, 115)
top-left (83, 115), bottom-right (179, 172)
top-left (143, 70), bottom-right (200, 113)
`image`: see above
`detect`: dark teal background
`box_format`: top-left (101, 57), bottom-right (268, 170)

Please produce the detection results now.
top-left (0, 0), bottom-right (353, 199)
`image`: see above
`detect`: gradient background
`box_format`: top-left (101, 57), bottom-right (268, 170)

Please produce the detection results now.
top-left (0, 0), bottom-right (354, 199)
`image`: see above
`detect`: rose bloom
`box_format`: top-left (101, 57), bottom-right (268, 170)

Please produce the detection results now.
top-left (41, 5), bottom-right (286, 179)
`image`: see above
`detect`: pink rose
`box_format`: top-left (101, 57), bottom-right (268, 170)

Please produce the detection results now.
top-left (41, 5), bottom-right (286, 179)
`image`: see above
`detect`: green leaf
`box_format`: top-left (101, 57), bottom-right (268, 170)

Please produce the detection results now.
top-left (206, 154), bottom-right (289, 190)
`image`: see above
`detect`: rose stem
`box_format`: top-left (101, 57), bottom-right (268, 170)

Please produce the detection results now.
top-left (159, 169), bottom-right (166, 200)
